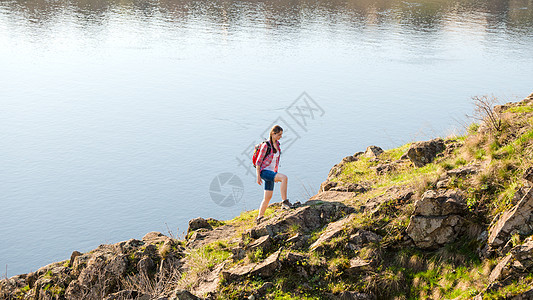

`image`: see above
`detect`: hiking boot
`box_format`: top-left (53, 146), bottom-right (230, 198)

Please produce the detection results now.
top-left (281, 199), bottom-right (292, 210)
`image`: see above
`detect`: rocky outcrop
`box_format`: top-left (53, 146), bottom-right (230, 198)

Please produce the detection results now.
top-left (406, 138), bottom-right (445, 167)
top-left (244, 200), bottom-right (354, 240)
top-left (488, 187), bottom-right (533, 252)
top-left (1, 232), bottom-right (190, 300)
top-left (406, 190), bottom-right (466, 249)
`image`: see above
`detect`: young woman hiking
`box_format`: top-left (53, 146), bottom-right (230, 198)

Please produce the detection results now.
top-left (255, 125), bottom-right (292, 223)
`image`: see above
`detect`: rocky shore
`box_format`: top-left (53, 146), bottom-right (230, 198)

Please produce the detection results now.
top-left (2, 93), bottom-right (533, 299)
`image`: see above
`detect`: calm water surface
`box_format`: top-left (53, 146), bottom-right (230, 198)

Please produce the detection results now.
top-left (1, 0), bottom-right (532, 276)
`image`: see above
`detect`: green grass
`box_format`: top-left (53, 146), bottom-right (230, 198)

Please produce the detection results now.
top-left (505, 106), bottom-right (533, 114)
top-left (381, 143), bottom-right (411, 161)
top-left (484, 274), bottom-right (533, 299)
top-left (338, 150), bottom-right (440, 190)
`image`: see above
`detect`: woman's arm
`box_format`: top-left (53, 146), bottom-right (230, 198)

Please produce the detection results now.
top-left (256, 165), bottom-right (262, 185)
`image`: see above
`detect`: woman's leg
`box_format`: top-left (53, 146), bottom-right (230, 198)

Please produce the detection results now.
top-left (274, 173), bottom-right (288, 200)
top-left (258, 190), bottom-right (273, 218)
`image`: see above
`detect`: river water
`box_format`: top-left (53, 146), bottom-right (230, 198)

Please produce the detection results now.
top-left (1, 0), bottom-right (532, 276)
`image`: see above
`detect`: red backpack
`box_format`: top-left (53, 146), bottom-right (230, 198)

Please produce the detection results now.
top-left (252, 141), bottom-right (272, 167)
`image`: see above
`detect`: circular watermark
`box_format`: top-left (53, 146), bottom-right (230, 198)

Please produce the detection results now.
top-left (209, 172), bottom-right (244, 207)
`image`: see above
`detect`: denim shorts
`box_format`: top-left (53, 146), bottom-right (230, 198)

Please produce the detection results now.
top-left (260, 170), bottom-right (277, 191)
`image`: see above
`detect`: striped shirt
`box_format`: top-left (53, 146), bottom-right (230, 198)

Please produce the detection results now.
top-left (256, 140), bottom-right (281, 172)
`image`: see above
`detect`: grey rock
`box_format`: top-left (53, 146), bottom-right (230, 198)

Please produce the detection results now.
top-left (407, 215), bottom-right (463, 249)
top-left (69, 251), bottom-right (82, 267)
top-left (231, 247), bottom-right (246, 261)
top-left (330, 182), bottom-right (366, 193)
top-left (364, 146), bottom-right (384, 158)
top-left (105, 254), bottom-right (129, 277)
top-left (187, 225), bottom-right (236, 249)
top-left (160, 253), bottom-right (184, 274)
top-left (489, 237), bottom-right (533, 284)
top-left (222, 250), bottom-right (281, 281)
top-left (187, 217), bottom-right (212, 235)
top-left (221, 264), bottom-right (255, 282)
top-left (247, 235), bottom-right (273, 254)
top-left (446, 164), bottom-right (480, 177)
top-left (257, 282), bottom-right (274, 295)
top-left (349, 230), bottom-right (383, 246)
top-left (345, 258), bottom-right (372, 274)
top-left (286, 233), bottom-right (309, 250)
top-left (406, 189), bottom-right (466, 248)
top-left (406, 138), bottom-right (445, 167)
top-left (142, 231), bottom-right (172, 244)
top-left (310, 214), bottom-right (355, 252)
top-left (412, 190), bottom-right (466, 216)
top-left (320, 180), bottom-right (338, 192)
top-left (374, 163), bottom-right (396, 175)
top-left (342, 155), bottom-right (358, 163)
top-left (285, 252), bottom-right (309, 263)
top-left (137, 257), bottom-right (156, 275)
top-left (436, 178), bottom-right (450, 189)
top-left (117, 239), bottom-right (145, 254)
top-left (488, 187), bottom-right (533, 250)
top-left (244, 201), bottom-right (354, 240)
top-left (328, 163), bottom-right (345, 180)
top-left (250, 249), bottom-right (281, 278)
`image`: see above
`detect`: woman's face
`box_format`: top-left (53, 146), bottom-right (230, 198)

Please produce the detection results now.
top-left (272, 130), bottom-right (283, 141)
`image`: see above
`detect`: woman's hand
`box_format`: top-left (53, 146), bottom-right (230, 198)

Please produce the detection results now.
top-left (257, 175), bottom-right (262, 185)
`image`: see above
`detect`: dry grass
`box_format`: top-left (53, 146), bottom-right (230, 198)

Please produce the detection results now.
top-left (121, 267), bottom-right (182, 298)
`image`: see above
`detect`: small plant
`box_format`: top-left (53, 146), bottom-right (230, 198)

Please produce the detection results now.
top-left (455, 157), bottom-right (467, 166)
top-left (468, 123), bottom-right (480, 134)
top-left (247, 248), bottom-right (264, 263)
top-left (510, 233), bottom-right (521, 247)
top-left (469, 95), bottom-right (502, 132)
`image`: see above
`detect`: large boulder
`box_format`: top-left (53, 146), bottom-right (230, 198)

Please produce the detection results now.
top-left (406, 190), bottom-right (466, 249)
top-left (488, 187), bottom-right (533, 252)
top-left (406, 138), bottom-right (445, 167)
